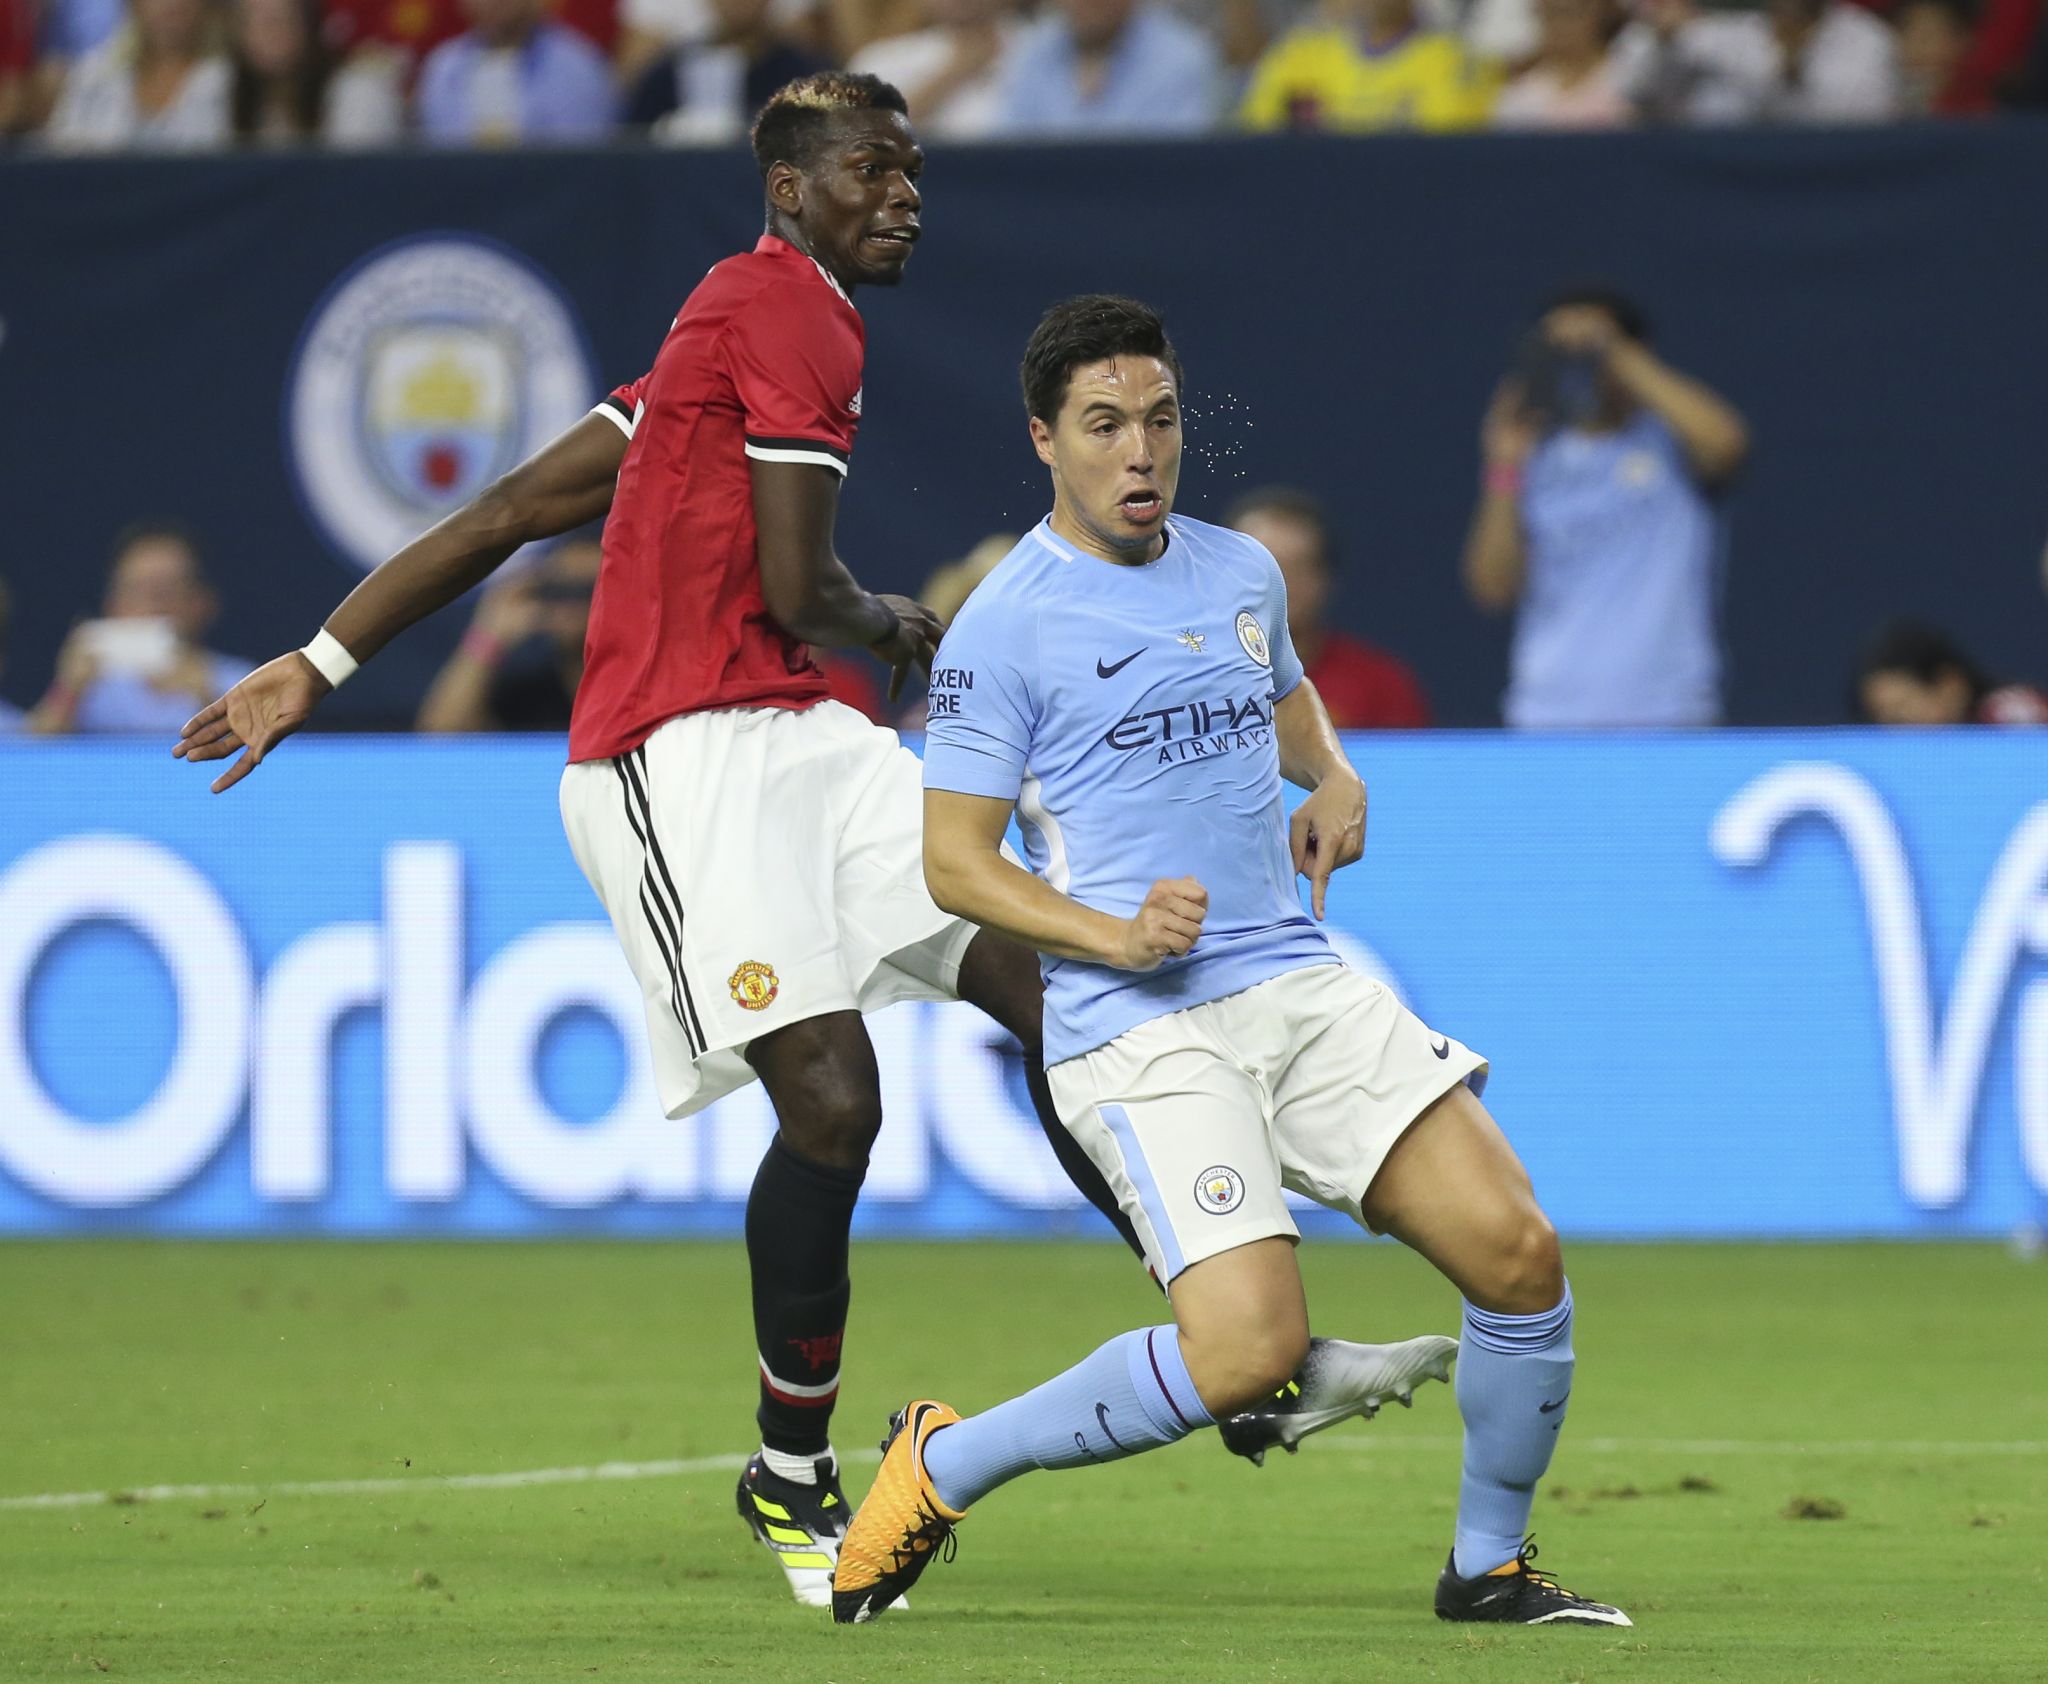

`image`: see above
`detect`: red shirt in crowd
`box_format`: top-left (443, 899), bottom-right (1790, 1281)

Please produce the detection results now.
top-left (570, 235), bottom-right (864, 763)
top-left (1301, 629), bottom-right (1432, 729)
top-left (0, 0), bottom-right (34, 74)
top-left (324, 0), bottom-right (618, 69)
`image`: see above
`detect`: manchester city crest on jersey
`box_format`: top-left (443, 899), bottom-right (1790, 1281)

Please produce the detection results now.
top-left (1193, 1165), bottom-right (1246, 1215)
top-left (287, 235), bottom-right (596, 574)
top-left (1235, 610), bottom-right (1271, 668)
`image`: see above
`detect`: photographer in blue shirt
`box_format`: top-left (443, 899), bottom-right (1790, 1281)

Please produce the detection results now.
top-left (1462, 288), bottom-right (1749, 728)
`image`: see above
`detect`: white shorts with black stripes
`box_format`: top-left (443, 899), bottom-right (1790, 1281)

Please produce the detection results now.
top-left (558, 700), bottom-right (977, 1118)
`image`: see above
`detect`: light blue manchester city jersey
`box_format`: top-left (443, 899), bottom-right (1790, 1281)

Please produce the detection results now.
top-left (922, 514), bottom-right (1335, 1065)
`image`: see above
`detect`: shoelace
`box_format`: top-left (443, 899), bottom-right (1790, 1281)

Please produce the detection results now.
top-left (1514, 1538), bottom-right (1578, 1598)
top-left (886, 1511), bottom-right (958, 1576)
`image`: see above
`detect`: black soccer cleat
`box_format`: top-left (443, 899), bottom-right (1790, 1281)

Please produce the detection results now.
top-left (1434, 1538), bottom-right (1632, 1626)
top-left (735, 1452), bottom-right (849, 1609)
top-left (1219, 1334), bottom-right (1458, 1466)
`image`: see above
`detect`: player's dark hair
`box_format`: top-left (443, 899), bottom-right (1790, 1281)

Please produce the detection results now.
top-left (1222, 486), bottom-right (1335, 565)
top-left (750, 73), bottom-right (909, 180)
top-left (1852, 620), bottom-right (1992, 718)
top-left (108, 520), bottom-right (205, 577)
top-left (1538, 283), bottom-right (1653, 345)
top-left (1021, 295), bottom-right (1184, 424)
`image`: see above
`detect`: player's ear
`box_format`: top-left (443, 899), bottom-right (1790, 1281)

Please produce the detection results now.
top-left (766, 160), bottom-right (803, 219)
top-left (1028, 415), bottom-right (1056, 469)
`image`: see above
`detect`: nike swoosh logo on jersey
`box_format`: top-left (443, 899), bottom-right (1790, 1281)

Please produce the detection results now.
top-left (1431, 1037), bottom-right (1451, 1059)
top-left (1538, 1392), bottom-right (1570, 1414)
top-left (1096, 649), bottom-right (1144, 679)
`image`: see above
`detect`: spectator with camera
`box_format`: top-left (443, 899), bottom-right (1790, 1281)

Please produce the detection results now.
top-left (1226, 487), bottom-right (1431, 728)
top-left (1462, 287), bottom-right (1748, 729)
top-left (416, 538), bottom-right (600, 732)
top-left (30, 523), bottom-right (254, 734)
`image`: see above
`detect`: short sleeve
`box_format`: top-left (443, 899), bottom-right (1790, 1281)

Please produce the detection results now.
top-left (921, 597), bottom-right (1037, 802)
top-left (592, 374), bottom-right (649, 439)
top-left (1261, 551), bottom-right (1305, 700)
top-left (725, 283), bottom-right (863, 478)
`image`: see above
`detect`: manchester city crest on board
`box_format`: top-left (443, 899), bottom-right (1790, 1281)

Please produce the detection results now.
top-left (1235, 610), bottom-right (1271, 668)
top-left (286, 235), bottom-right (596, 573)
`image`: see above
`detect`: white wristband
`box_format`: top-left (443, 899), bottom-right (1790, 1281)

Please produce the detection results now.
top-left (301, 628), bottom-right (359, 689)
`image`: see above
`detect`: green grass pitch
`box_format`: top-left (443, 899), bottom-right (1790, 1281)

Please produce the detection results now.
top-left (3, 1239), bottom-right (2042, 1682)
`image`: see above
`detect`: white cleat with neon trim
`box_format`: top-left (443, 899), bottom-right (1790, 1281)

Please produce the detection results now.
top-left (735, 1453), bottom-right (855, 1610)
top-left (1218, 1334), bottom-right (1460, 1465)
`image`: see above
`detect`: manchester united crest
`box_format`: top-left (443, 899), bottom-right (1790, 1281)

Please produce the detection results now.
top-left (728, 960), bottom-right (780, 1012)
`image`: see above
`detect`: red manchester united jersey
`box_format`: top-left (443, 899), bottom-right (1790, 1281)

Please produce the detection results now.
top-left (568, 236), bottom-right (865, 763)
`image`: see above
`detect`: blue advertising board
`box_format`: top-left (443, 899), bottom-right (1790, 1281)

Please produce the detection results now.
top-left (2, 733), bottom-right (2043, 1239)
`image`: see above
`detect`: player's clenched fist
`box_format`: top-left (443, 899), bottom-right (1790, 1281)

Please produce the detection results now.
top-left (1113, 877), bottom-right (1208, 971)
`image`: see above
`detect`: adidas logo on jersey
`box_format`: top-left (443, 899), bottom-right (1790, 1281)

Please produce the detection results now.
top-left (848, 387), bottom-right (863, 416)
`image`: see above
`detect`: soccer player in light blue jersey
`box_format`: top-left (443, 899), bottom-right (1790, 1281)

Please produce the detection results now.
top-left (832, 296), bottom-right (1629, 1628)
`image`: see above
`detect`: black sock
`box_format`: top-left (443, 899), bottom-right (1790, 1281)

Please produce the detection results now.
top-left (1022, 1058), bottom-right (1148, 1268)
top-left (745, 1134), bottom-right (864, 1458)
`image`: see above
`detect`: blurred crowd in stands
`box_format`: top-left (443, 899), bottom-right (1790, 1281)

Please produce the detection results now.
top-left (3, 0), bottom-right (2046, 149)
top-left (4, 285), bottom-right (2044, 736)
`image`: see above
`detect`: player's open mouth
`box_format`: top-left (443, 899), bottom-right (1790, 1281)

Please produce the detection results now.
top-left (865, 227), bottom-right (920, 251)
top-left (1120, 491), bottom-right (1163, 521)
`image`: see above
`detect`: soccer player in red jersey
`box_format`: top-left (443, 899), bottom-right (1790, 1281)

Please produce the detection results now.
top-left (174, 73), bottom-right (1152, 1609)
top-left (177, 72), bottom-right (1410, 1607)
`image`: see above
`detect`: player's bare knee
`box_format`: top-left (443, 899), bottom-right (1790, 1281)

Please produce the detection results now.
top-left (777, 1092), bottom-right (883, 1172)
top-left (1182, 1323), bottom-right (1307, 1417)
top-left (1473, 1210), bottom-right (1564, 1315)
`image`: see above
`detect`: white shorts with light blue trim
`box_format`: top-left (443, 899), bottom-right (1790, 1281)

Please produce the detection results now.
top-left (1047, 964), bottom-right (1487, 1284)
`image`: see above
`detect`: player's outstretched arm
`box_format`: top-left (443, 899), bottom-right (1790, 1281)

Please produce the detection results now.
top-left (173, 412), bottom-right (629, 792)
top-left (923, 788), bottom-right (1207, 972)
top-left (1274, 679), bottom-right (1366, 921)
top-left (750, 458), bottom-right (941, 698)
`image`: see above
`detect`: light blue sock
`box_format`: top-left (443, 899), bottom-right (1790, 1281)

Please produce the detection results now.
top-left (1453, 1281), bottom-right (1575, 1580)
top-left (922, 1326), bottom-right (1214, 1512)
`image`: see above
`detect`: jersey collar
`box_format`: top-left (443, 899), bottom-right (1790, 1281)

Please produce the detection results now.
top-left (1031, 514), bottom-right (1176, 569)
top-left (754, 234), bottom-right (855, 310)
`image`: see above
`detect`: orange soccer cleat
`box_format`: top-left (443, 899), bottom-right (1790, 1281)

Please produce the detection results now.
top-left (831, 1400), bottom-right (966, 1624)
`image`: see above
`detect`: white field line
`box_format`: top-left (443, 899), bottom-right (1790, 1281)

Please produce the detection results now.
top-left (5, 1437), bottom-right (2042, 1514)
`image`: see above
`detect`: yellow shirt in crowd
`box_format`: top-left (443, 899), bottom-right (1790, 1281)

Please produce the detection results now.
top-left (1240, 27), bottom-right (1497, 132)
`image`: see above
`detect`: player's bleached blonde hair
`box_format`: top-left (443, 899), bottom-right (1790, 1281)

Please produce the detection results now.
top-left (750, 73), bottom-right (909, 180)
